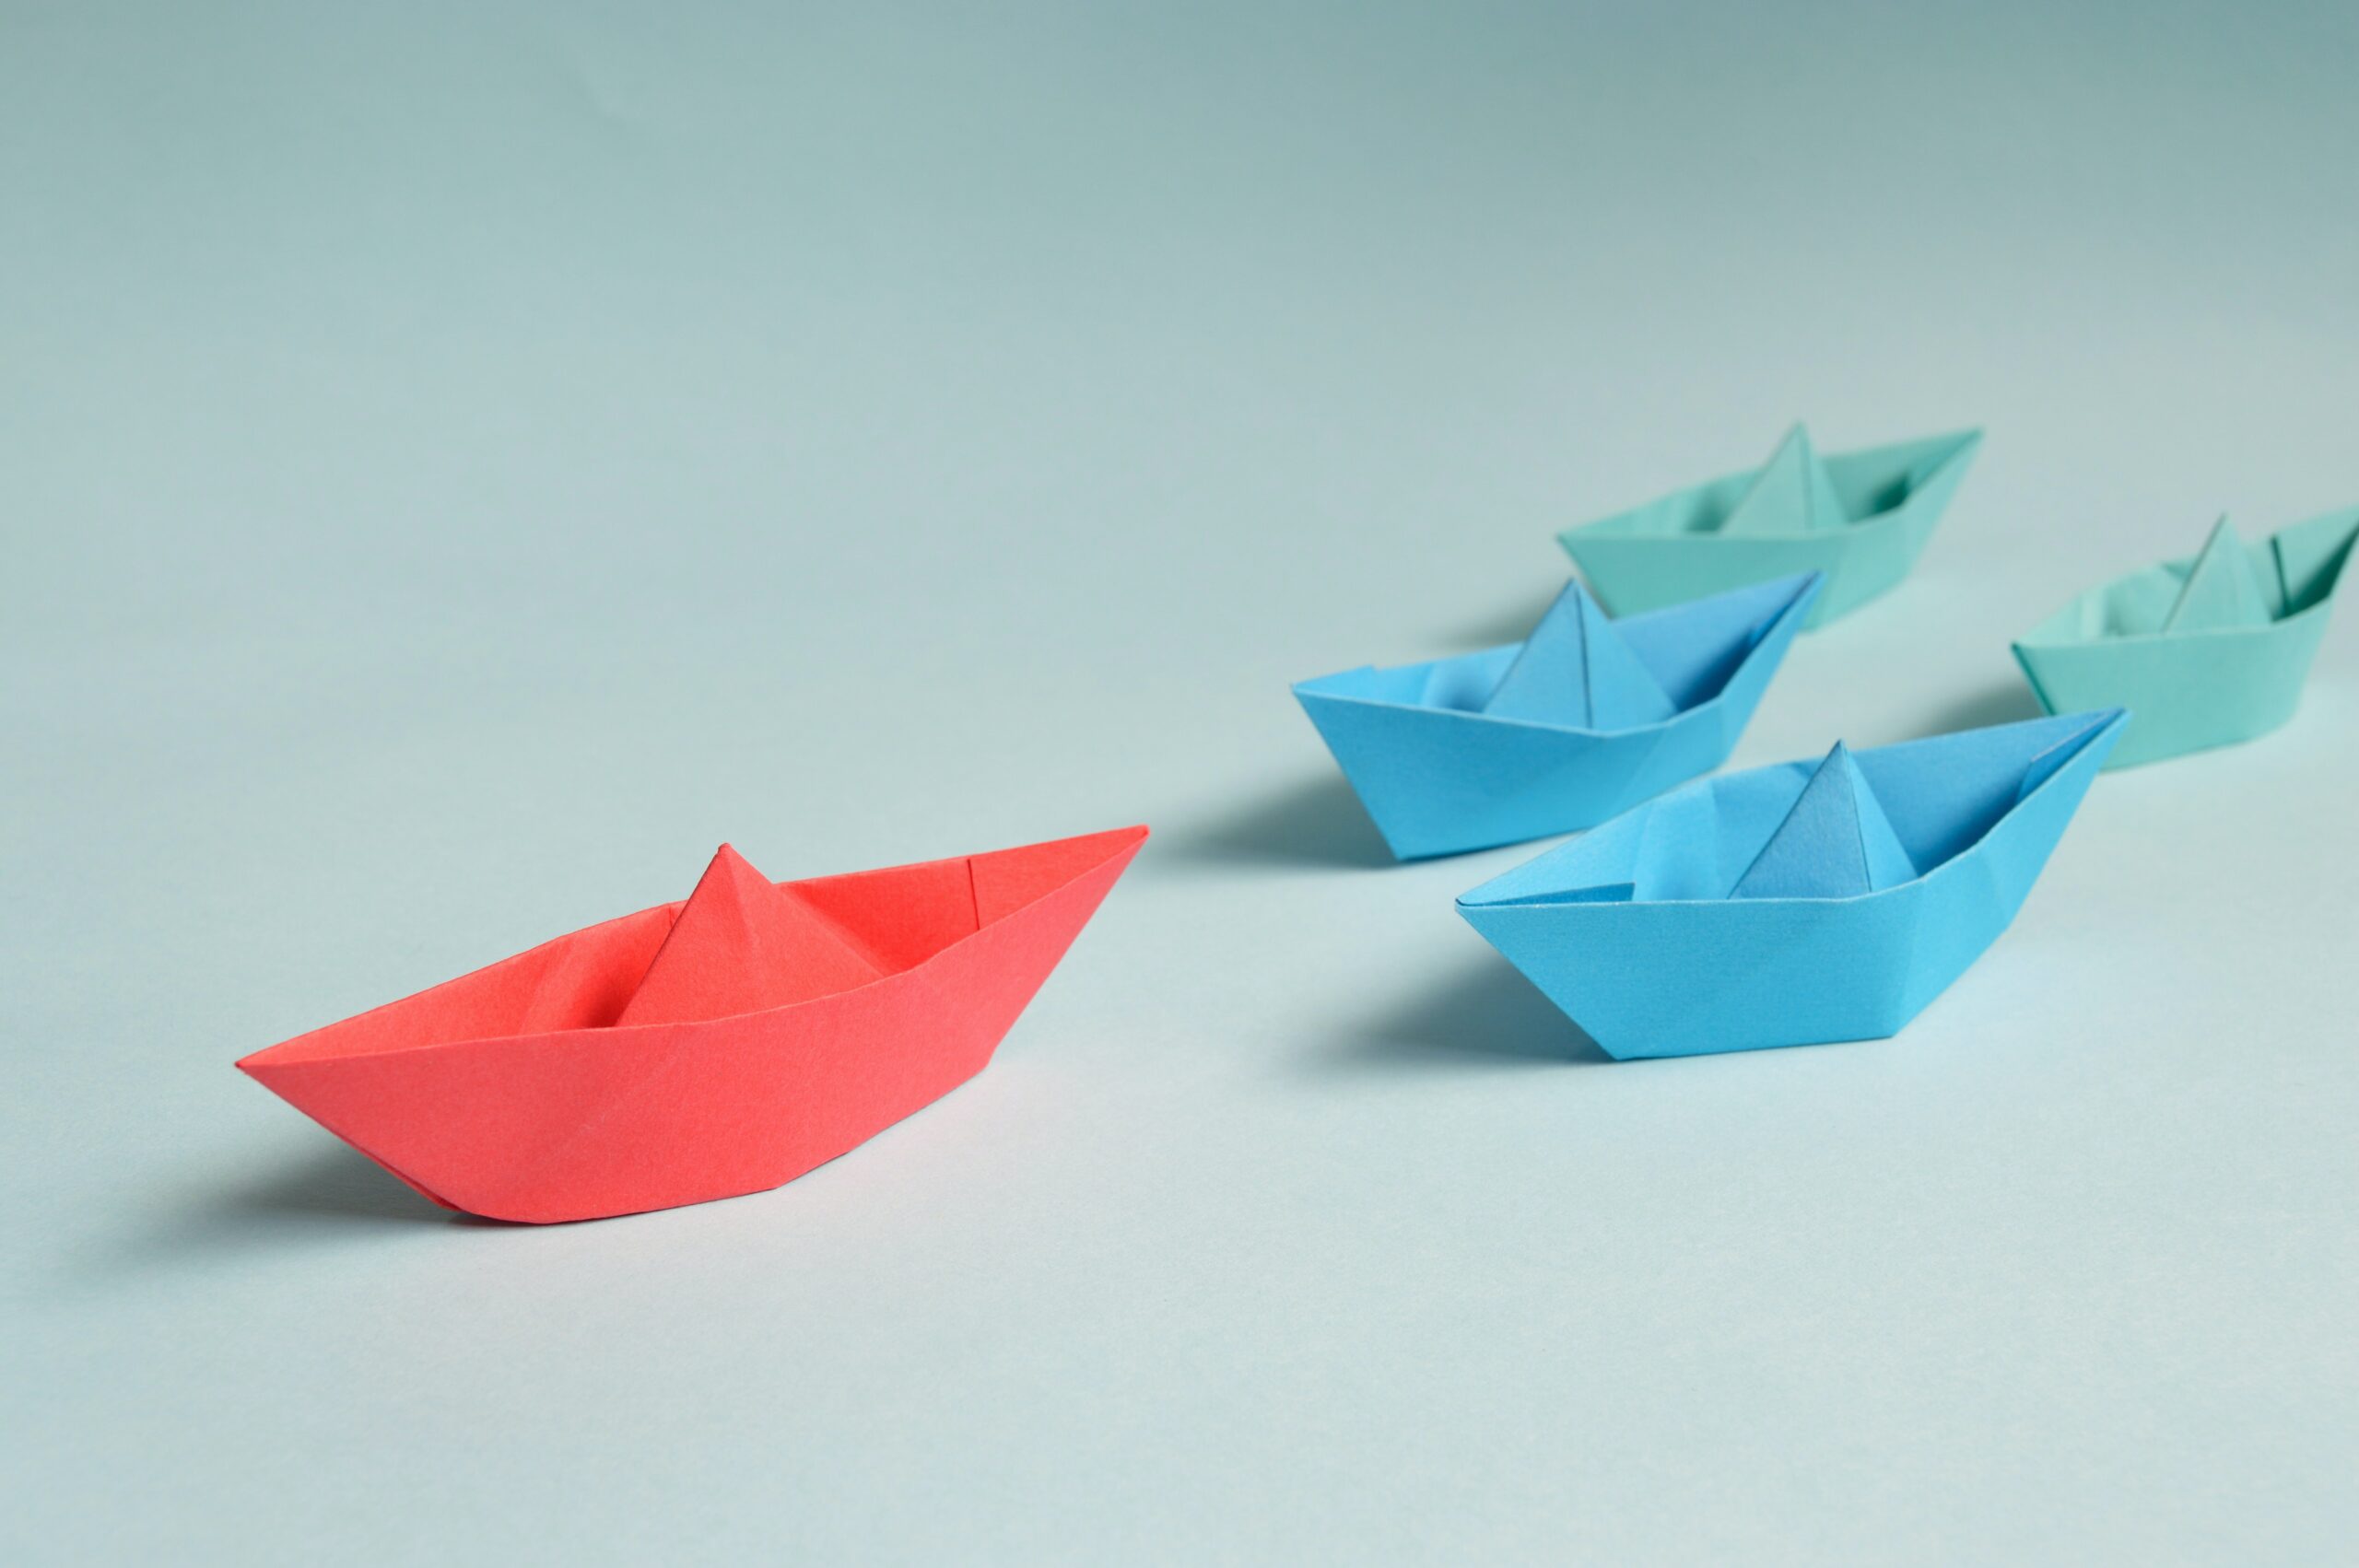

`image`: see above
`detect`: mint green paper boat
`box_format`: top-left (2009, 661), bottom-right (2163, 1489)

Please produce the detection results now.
top-left (2012, 508), bottom-right (2359, 768)
top-left (1557, 426), bottom-right (1982, 629)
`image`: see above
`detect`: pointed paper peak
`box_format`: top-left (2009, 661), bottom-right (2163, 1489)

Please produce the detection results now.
top-left (690, 844), bottom-right (772, 918)
top-left (1719, 423), bottom-right (1850, 537)
top-left (1729, 741), bottom-right (1918, 900)
top-left (663, 844), bottom-right (771, 930)
top-left (2162, 515), bottom-right (2271, 634)
top-left (1482, 578), bottom-right (1677, 731)
top-left (614, 843), bottom-right (886, 1026)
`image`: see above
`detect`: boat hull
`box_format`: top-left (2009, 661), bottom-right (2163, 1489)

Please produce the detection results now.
top-left (1456, 712), bottom-right (2123, 1058)
top-left (1557, 430), bottom-right (1980, 628)
top-left (2012, 507), bottom-right (2358, 768)
top-left (1294, 574), bottom-right (1816, 859)
top-left (2013, 617), bottom-right (2328, 767)
top-left (239, 827), bottom-right (1147, 1222)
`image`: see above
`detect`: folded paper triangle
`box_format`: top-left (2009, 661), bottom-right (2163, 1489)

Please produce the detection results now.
top-left (2162, 516), bottom-right (2271, 634)
top-left (614, 844), bottom-right (886, 1025)
top-left (1482, 579), bottom-right (1677, 729)
top-left (1729, 741), bottom-right (1917, 899)
top-left (1719, 424), bottom-right (1850, 537)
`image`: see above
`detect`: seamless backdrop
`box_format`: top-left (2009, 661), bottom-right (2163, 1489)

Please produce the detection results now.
top-left (5, 3), bottom-right (2355, 1563)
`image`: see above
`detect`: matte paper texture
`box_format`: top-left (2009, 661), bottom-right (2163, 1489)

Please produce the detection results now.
top-left (1557, 427), bottom-right (1981, 628)
top-left (1295, 572), bottom-right (1820, 859)
top-left (2013, 507), bottom-right (2358, 767)
top-left (239, 826), bottom-right (1149, 1223)
top-left (1458, 712), bottom-right (2125, 1059)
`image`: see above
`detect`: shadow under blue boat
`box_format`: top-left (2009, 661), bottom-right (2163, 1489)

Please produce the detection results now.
top-left (1315, 954), bottom-right (1614, 1073)
top-left (1153, 773), bottom-right (1396, 871)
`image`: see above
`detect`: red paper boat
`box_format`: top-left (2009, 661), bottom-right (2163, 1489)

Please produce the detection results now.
top-left (239, 825), bottom-right (1148, 1223)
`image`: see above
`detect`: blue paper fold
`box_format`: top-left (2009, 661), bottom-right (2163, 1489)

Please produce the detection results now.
top-left (1457, 709), bottom-right (2127, 1058)
top-left (1295, 572), bottom-right (1822, 860)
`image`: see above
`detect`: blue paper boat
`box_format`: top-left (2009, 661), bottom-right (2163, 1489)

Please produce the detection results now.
top-left (1293, 571), bottom-right (1821, 860)
top-left (1457, 709), bottom-right (2127, 1058)
top-left (2013, 508), bottom-right (2359, 768)
top-left (1556, 426), bottom-right (1982, 628)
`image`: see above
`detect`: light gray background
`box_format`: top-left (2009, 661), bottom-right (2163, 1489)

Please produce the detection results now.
top-left (6, 3), bottom-right (2353, 1562)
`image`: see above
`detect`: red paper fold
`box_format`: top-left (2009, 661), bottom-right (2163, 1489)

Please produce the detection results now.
top-left (239, 825), bottom-right (1148, 1222)
top-left (614, 844), bottom-right (885, 1025)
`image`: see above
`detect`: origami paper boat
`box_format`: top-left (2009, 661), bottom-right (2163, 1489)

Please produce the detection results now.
top-left (1457, 710), bottom-right (2125, 1058)
top-left (1294, 571), bottom-right (1821, 860)
top-left (1557, 425), bottom-right (1982, 628)
top-left (2013, 508), bottom-right (2359, 768)
top-left (239, 825), bottom-right (1148, 1223)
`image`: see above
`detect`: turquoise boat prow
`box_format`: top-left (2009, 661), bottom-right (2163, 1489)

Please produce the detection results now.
top-left (2013, 508), bottom-right (2358, 768)
top-left (1294, 572), bottom-right (1820, 860)
top-left (1457, 709), bottom-right (2126, 1059)
top-left (1557, 427), bottom-right (1982, 629)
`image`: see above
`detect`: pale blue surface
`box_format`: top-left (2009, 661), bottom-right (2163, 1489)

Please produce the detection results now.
top-left (1295, 572), bottom-right (1816, 858)
top-left (6, 3), bottom-right (2358, 1564)
top-left (1459, 712), bottom-right (2125, 1057)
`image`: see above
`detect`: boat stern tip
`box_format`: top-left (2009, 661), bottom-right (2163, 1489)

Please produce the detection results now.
top-left (1766, 568), bottom-right (1828, 624)
top-left (2070, 705), bottom-right (2132, 750)
top-left (2085, 705), bottom-right (2132, 759)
